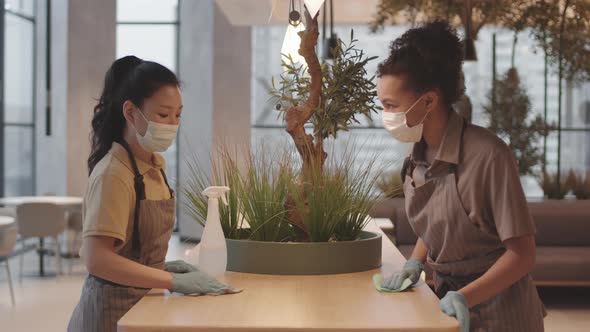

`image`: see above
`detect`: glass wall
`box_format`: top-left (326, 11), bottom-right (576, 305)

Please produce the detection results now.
top-left (2, 0), bottom-right (36, 196)
top-left (116, 0), bottom-right (179, 189)
top-left (251, 24), bottom-right (590, 198)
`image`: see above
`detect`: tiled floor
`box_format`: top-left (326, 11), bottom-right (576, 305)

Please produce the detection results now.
top-left (1, 235), bottom-right (589, 332)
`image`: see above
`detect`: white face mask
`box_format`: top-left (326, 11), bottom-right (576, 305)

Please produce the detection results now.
top-left (134, 109), bottom-right (179, 152)
top-left (382, 95), bottom-right (429, 143)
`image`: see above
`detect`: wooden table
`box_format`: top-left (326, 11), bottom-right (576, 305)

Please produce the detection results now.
top-left (0, 196), bottom-right (83, 276)
top-left (118, 221), bottom-right (458, 332)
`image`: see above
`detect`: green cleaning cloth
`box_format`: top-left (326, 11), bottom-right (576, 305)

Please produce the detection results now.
top-left (373, 274), bottom-right (413, 293)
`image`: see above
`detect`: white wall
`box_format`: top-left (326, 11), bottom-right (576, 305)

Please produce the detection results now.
top-left (65, 0), bottom-right (116, 196)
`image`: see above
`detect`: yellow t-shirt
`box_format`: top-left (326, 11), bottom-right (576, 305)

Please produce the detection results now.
top-left (82, 142), bottom-right (172, 251)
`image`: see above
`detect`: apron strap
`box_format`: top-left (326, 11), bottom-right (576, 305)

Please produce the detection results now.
top-left (117, 140), bottom-right (145, 259)
top-left (403, 116), bottom-right (468, 179)
top-left (159, 169), bottom-right (175, 198)
top-left (400, 156), bottom-right (413, 182)
top-left (448, 117), bottom-right (468, 175)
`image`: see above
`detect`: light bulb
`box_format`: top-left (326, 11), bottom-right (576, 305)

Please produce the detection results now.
top-left (304, 0), bottom-right (325, 18)
top-left (281, 22), bottom-right (307, 67)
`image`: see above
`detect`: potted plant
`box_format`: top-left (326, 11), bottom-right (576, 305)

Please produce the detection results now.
top-left (483, 67), bottom-right (551, 177)
top-left (376, 171), bottom-right (404, 199)
top-left (184, 8), bottom-right (384, 275)
top-left (538, 171), bottom-right (570, 200)
top-left (370, 169), bottom-right (405, 221)
top-left (509, 1), bottom-right (590, 191)
top-left (566, 170), bottom-right (590, 200)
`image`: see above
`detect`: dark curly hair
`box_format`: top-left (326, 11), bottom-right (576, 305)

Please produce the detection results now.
top-left (377, 20), bottom-right (465, 107)
top-left (88, 56), bottom-right (179, 174)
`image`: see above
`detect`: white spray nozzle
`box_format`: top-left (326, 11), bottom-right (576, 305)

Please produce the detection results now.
top-left (202, 186), bottom-right (230, 205)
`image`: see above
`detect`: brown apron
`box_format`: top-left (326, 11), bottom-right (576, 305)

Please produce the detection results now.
top-left (402, 121), bottom-right (545, 332)
top-left (68, 142), bottom-right (175, 332)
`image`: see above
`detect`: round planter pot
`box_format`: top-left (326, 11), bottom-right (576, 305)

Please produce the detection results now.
top-left (226, 231), bottom-right (382, 275)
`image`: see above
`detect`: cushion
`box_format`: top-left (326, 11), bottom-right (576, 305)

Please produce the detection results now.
top-left (397, 244), bottom-right (590, 283)
top-left (530, 201), bottom-right (590, 246)
top-left (532, 246), bottom-right (590, 282)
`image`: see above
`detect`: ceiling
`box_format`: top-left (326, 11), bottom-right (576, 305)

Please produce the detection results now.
top-left (215, 0), bottom-right (382, 26)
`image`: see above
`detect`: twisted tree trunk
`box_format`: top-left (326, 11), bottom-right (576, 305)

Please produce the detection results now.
top-left (285, 8), bottom-right (326, 177)
top-left (284, 8), bottom-right (325, 241)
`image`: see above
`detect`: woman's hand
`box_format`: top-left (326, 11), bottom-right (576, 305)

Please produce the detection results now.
top-left (440, 291), bottom-right (470, 332)
top-left (382, 258), bottom-right (424, 290)
top-left (170, 271), bottom-right (241, 295)
top-left (459, 234), bottom-right (536, 308)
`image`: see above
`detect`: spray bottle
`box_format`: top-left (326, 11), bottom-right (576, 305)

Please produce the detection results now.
top-left (197, 186), bottom-right (230, 277)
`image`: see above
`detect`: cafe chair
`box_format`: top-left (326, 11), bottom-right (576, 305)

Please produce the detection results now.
top-left (16, 203), bottom-right (67, 280)
top-left (0, 224), bottom-right (18, 305)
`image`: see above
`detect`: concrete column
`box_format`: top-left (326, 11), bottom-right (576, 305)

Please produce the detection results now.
top-left (177, 0), bottom-right (251, 241)
top-left (212, 3), bottom-right (252, 160)
top-left (36, 0), bottom-right (116, 196)
top-left (65, 0), bottom-right (116, 196)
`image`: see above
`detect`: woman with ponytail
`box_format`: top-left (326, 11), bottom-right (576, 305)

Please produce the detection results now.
top-left (68, 56), bottom-right (239, 332)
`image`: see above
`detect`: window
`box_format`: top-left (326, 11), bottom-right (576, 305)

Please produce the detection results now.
top-left (2, 0), bottom-right (36, 196)
top-left (116, 0), bottom-right (179, 189)
top-left (5, 0), bottom-right (33, 16)
top-left (251, 24), bottom-right (590, 198)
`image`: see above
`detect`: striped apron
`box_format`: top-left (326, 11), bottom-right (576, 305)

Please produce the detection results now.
top-left (402, 122), bottom-right (545, 332)
top-left (68, 142), bottom-right (175, 332)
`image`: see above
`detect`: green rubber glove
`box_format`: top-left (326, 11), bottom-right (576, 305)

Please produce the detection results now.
top-left (382, 258), bottom-right (424, 290)
top-left (164, 260), bottom-right (199, 274)
top-left (171, 270), bottom-right (242, 295)
top-left (440, 291), bottom-right (470, 332)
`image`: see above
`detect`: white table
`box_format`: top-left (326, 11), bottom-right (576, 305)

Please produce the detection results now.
top-left (0, 196), bottom-right (83, 276)
top-left (0, 196), bottom-right (83, 207)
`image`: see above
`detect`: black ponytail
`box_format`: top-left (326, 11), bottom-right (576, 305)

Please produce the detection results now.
top-left (88, 55), bottom-right (179, 175)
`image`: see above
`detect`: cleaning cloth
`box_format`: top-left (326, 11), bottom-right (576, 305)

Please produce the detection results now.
top-left (373, 274), bottom-right (413, 292)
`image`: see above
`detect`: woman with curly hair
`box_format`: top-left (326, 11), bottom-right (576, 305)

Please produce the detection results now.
top-left (376, 21), bottom-right (545, 332)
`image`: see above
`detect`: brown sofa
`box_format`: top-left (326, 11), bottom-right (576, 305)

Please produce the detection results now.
top-left (371, 198), bottom-right (590, 286)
